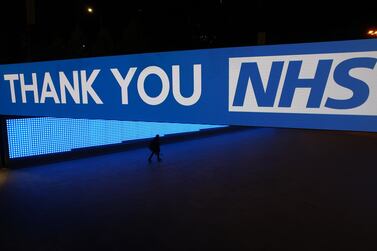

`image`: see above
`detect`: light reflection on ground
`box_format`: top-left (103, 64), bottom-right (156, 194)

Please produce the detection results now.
top-left (0, 168), bottom-right (9, 188)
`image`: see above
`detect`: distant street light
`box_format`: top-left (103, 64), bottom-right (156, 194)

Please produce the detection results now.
top-left (87, 7), bottom-right (94, 14)
top-left (367, 29), bottom-right (377, 37)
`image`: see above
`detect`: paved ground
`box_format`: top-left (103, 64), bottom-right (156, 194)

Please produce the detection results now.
top-left (0, 128), bottom-right (377, 250)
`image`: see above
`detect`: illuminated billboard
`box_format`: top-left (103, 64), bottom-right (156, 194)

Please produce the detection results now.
top-left (1, 39), bottom-right (376, 131)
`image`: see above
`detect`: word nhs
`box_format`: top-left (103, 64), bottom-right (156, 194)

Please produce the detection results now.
top-left (229, 52), bottom-right (377, 114)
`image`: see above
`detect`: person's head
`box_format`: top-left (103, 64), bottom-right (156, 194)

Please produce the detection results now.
top-left (156, 134), bottom-right (160, 139)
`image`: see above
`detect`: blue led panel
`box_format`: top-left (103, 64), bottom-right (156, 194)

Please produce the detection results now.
top-left (6, 118), bottom-right (225, 158)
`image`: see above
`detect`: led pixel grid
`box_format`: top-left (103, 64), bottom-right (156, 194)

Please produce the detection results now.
top-left (6, 118), bottom-right (224, 158)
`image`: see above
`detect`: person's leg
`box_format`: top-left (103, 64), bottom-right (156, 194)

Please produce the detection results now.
top-left (148, 152), bottom-right (154, 162)
top-left (157, 151), bottom-right (162, 161)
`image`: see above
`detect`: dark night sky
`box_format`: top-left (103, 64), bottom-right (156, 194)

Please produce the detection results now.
top-left (0, 0), bottom-right (376, 63)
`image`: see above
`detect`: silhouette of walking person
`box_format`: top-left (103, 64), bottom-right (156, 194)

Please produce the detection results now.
top-left (148, 134), bottom-right (162, 163)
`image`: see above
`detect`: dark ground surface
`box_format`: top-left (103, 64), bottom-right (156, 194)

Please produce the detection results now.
top-left (0, 128), bottom-right (377, 250)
